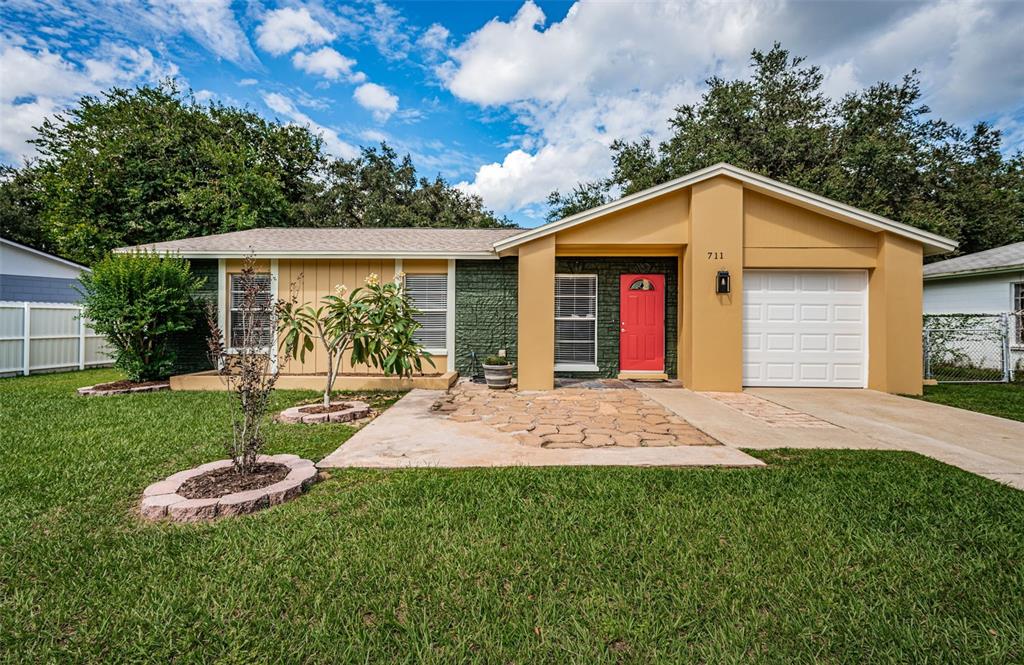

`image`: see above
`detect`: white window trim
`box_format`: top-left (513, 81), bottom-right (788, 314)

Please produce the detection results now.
top-left (406, 272), bottom-right (448, 356)
top-left (1012, 281), bottom-right (1024, 348)
top-left (446, 259), bottom-right (456, 372)
top-left (554, 273), bottom-right (599, 372)
top-left (226, 270), bottom-right (274, 354)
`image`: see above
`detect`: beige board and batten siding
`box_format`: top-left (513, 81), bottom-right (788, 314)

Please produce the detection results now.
top-left (268, 258), bottom-right (447, 375)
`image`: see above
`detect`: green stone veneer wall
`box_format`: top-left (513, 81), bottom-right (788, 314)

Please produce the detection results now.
top-left (454, 258), bottom-right (518, 378)
top-left (555, 257), bottom-right (678, 379)
top-left (166, 258), bottom-right (218, 375)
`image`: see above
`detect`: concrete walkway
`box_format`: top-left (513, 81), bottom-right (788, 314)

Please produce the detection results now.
top-left (318, 389), bottom-right (764, 469)
top-left (642, 387), bottom-right (1024, 489)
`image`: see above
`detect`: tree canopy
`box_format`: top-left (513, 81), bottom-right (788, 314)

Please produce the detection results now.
top-left (547, 45), bottom-right (1024, 257)
top-left (0, 82), bottom-right (508, 266)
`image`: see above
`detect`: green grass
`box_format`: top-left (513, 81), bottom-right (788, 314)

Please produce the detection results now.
top-left (2, 369), bottom-right (1023, 663)
top-left (917, 382), bottom-right (1024, 422)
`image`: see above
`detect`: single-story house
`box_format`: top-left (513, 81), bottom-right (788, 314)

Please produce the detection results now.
top-left (1, 237), bottom-right (89, 303)
top-left (924, 241), bottom-right (1024, 363)
top-left (121, 163), bottom-right (957, 395)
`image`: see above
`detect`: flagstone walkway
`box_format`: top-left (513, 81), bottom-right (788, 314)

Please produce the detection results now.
top-left (430, 383), bottom-right (718, 448)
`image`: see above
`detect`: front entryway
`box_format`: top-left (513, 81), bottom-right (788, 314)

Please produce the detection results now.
top-left (620, 274), bottom-right (665, 372)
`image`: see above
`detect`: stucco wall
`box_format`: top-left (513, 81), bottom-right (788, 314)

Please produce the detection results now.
top-left (554, 257), bottom-right (678, 379)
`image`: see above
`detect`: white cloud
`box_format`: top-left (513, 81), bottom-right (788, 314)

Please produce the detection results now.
top-left (292, 47), bottom-right (363, 82)
top-left (0, 40), bottom-right (177, 163)
top-left (443, 0), bottom-right (1024, 217)
top-left (353, 82), bottom-right (399, 121)
top-left (151, 0), bottom-right (257, 66)
top-left (417, 23), bottom-right (449, 54)
top-left (362, 1), bottom-right (412, 61)
top-left (262, 91), bottom-right (359, 159)
top-left (255, 7), bottom-right (334, 56)
top-left (238, 78), bottom-right (258, 86)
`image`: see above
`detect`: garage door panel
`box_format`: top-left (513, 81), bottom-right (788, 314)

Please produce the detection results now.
top-left (743, 270), bottom-right (867, 388)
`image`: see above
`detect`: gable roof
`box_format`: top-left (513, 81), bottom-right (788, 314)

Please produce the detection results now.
top-left (492, 163), bottom-right (958, 255)
top-left (923, 241), bottom-right (1024, 280)
top-left (117, 227), bottom-right (522, 259)
top-left (0, 237), bottom-right (90, 272)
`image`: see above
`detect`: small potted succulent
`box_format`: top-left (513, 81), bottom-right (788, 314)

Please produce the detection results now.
top-left (481, 354), bottom-right (515, 390)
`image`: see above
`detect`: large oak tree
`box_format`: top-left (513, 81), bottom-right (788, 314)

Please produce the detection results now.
top-left (548, 45), bottom-right (1024, 257)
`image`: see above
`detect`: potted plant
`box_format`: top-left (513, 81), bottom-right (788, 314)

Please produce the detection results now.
top-left (481, 354), bottom-right (515, 390)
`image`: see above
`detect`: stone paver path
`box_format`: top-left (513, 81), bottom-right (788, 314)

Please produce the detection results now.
top-left (431, 382), bottom-right (719, 448)
top-left (700, 391), bottom-right (838, 428)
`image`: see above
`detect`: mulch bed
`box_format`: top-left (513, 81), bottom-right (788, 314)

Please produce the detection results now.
top-left (178, 463), bottom-right (289, 499)
top-left (90, 379), bottom-right (167, 391)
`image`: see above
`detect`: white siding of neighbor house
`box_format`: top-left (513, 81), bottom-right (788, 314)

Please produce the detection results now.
top-left (0, 241), bottom-right (84, 280)
top-left (923, 271), bottom-right (1024, 315)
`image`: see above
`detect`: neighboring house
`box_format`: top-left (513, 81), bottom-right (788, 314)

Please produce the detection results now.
top-left (120, 163), bottom-right (956, 395)
top-left (923, 240), bottom-right (1024, 362)
top-left (0, 237), bottom-right (89, 302)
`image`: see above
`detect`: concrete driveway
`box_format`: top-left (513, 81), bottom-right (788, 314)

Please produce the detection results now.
top-left (642, 387), bottom-right (1024, 489)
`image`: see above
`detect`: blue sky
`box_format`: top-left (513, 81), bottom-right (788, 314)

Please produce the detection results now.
top-left (2, 1), bottom-right (1023, 227)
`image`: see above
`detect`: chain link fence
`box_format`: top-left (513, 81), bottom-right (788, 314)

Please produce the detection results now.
top-left (923, 313), bottom-right (1012, 383)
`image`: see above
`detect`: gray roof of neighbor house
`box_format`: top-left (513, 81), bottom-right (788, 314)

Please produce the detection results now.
top-left (117, 227), bottom-right (523, 259)
top-left (923, 241), bottom-right (1024, 279)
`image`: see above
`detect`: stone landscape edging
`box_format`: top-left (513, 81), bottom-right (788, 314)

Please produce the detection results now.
top-left (276, 400), bottom-right (371, 424)
top-left (140, 454), bottom-right (317, 522)
top-left (78, 382), bottom-right (170, 397)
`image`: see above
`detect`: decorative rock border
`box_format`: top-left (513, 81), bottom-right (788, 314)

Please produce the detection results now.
top-left (140, 454), bottom-right (317, 522)
top-left (276, 400), bottom-right (371, 424)
top-left (78, 382), bottom-right (170, 397)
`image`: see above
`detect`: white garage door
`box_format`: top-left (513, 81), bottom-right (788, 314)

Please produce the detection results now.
top-left (743, 270), bottom-right (868, 387)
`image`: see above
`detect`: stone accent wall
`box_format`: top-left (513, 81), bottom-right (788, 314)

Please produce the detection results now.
top-left (555, 257), bottom-right (678, 379)
top-left (454, 258), bottom-right (518, 378)
top-left (166, 259), bottom-right (218, 375)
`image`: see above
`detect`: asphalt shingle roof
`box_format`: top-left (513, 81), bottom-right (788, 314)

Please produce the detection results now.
top-left (923, 241), bottom-right (1024, 278)
top-left (118, 227), bottom-right (522, 256)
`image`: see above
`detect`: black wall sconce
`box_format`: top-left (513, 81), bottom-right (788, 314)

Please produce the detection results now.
top-left (716, 270), bottom-right (731, 294)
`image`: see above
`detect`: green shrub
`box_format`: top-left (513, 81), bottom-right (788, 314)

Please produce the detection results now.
top-left (483, 355), bottom-right (509, 366)
top-left (78, 252), bottom-right (205, 381)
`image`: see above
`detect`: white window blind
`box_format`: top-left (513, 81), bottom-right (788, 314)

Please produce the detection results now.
top-left (555, 274), bottom-right (597, 367)
top-left (406, 274), bottom-right (447, 350)
top-left (229, 273), bottom-right (273, 349)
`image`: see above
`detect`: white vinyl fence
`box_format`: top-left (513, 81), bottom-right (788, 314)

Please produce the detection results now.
top-left (0, 301), bottom-right (112, 376)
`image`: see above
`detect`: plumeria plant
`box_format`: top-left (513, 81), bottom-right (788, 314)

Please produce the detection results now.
top-left (277, 272), bottom-right (433, 409)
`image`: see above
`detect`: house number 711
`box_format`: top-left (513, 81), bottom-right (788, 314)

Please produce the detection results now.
top-left (707, 251), bottom-right (725, 259)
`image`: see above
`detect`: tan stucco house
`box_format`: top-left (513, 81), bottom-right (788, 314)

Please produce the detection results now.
top-left (125, 163), bottom-right (957, 395)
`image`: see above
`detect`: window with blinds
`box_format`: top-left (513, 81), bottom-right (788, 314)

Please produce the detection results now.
top-left (555, 274), bottom-right (597, 368)
top-left (229, 273), bottom-right (274, 349)
top-left (406, 274), bottom-right (448, 350)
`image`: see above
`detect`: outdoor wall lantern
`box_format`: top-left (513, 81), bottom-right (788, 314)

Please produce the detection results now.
top-left (716, 270), bottom-right (731, 294)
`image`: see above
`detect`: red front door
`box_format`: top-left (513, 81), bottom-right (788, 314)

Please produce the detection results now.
top-left (619, 274), bottom-right (665, 372)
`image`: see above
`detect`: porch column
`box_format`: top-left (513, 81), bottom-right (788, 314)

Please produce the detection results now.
top-left (685, 176), bottom-right (745, 391)
top-left (868, 232), bottom-right (923, 394)
top-left (517, 236), bottom-right (556, 390)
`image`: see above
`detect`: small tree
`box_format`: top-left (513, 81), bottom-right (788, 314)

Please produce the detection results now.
top-left (277, 272), bottom-right (432, 408)
top-left (78, 251), bottom-right (204, 382)
top-left (205, 258), bottom-right (283, 473)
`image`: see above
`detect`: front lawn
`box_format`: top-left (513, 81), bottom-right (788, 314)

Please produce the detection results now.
top-left (918, 382), bottom-right (1024, 422)
top-left (2, 370), bottom-right (1023, 663)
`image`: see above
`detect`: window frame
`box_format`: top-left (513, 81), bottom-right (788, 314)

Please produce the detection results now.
top-left (405, 273), bottom-right (449, 354)
top-left (1013, 282), bottom-right (1024, 347)
top-left (227, 272), bottom-right (274, 352)
top-left (554, 273), bottom-right (599, 372)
